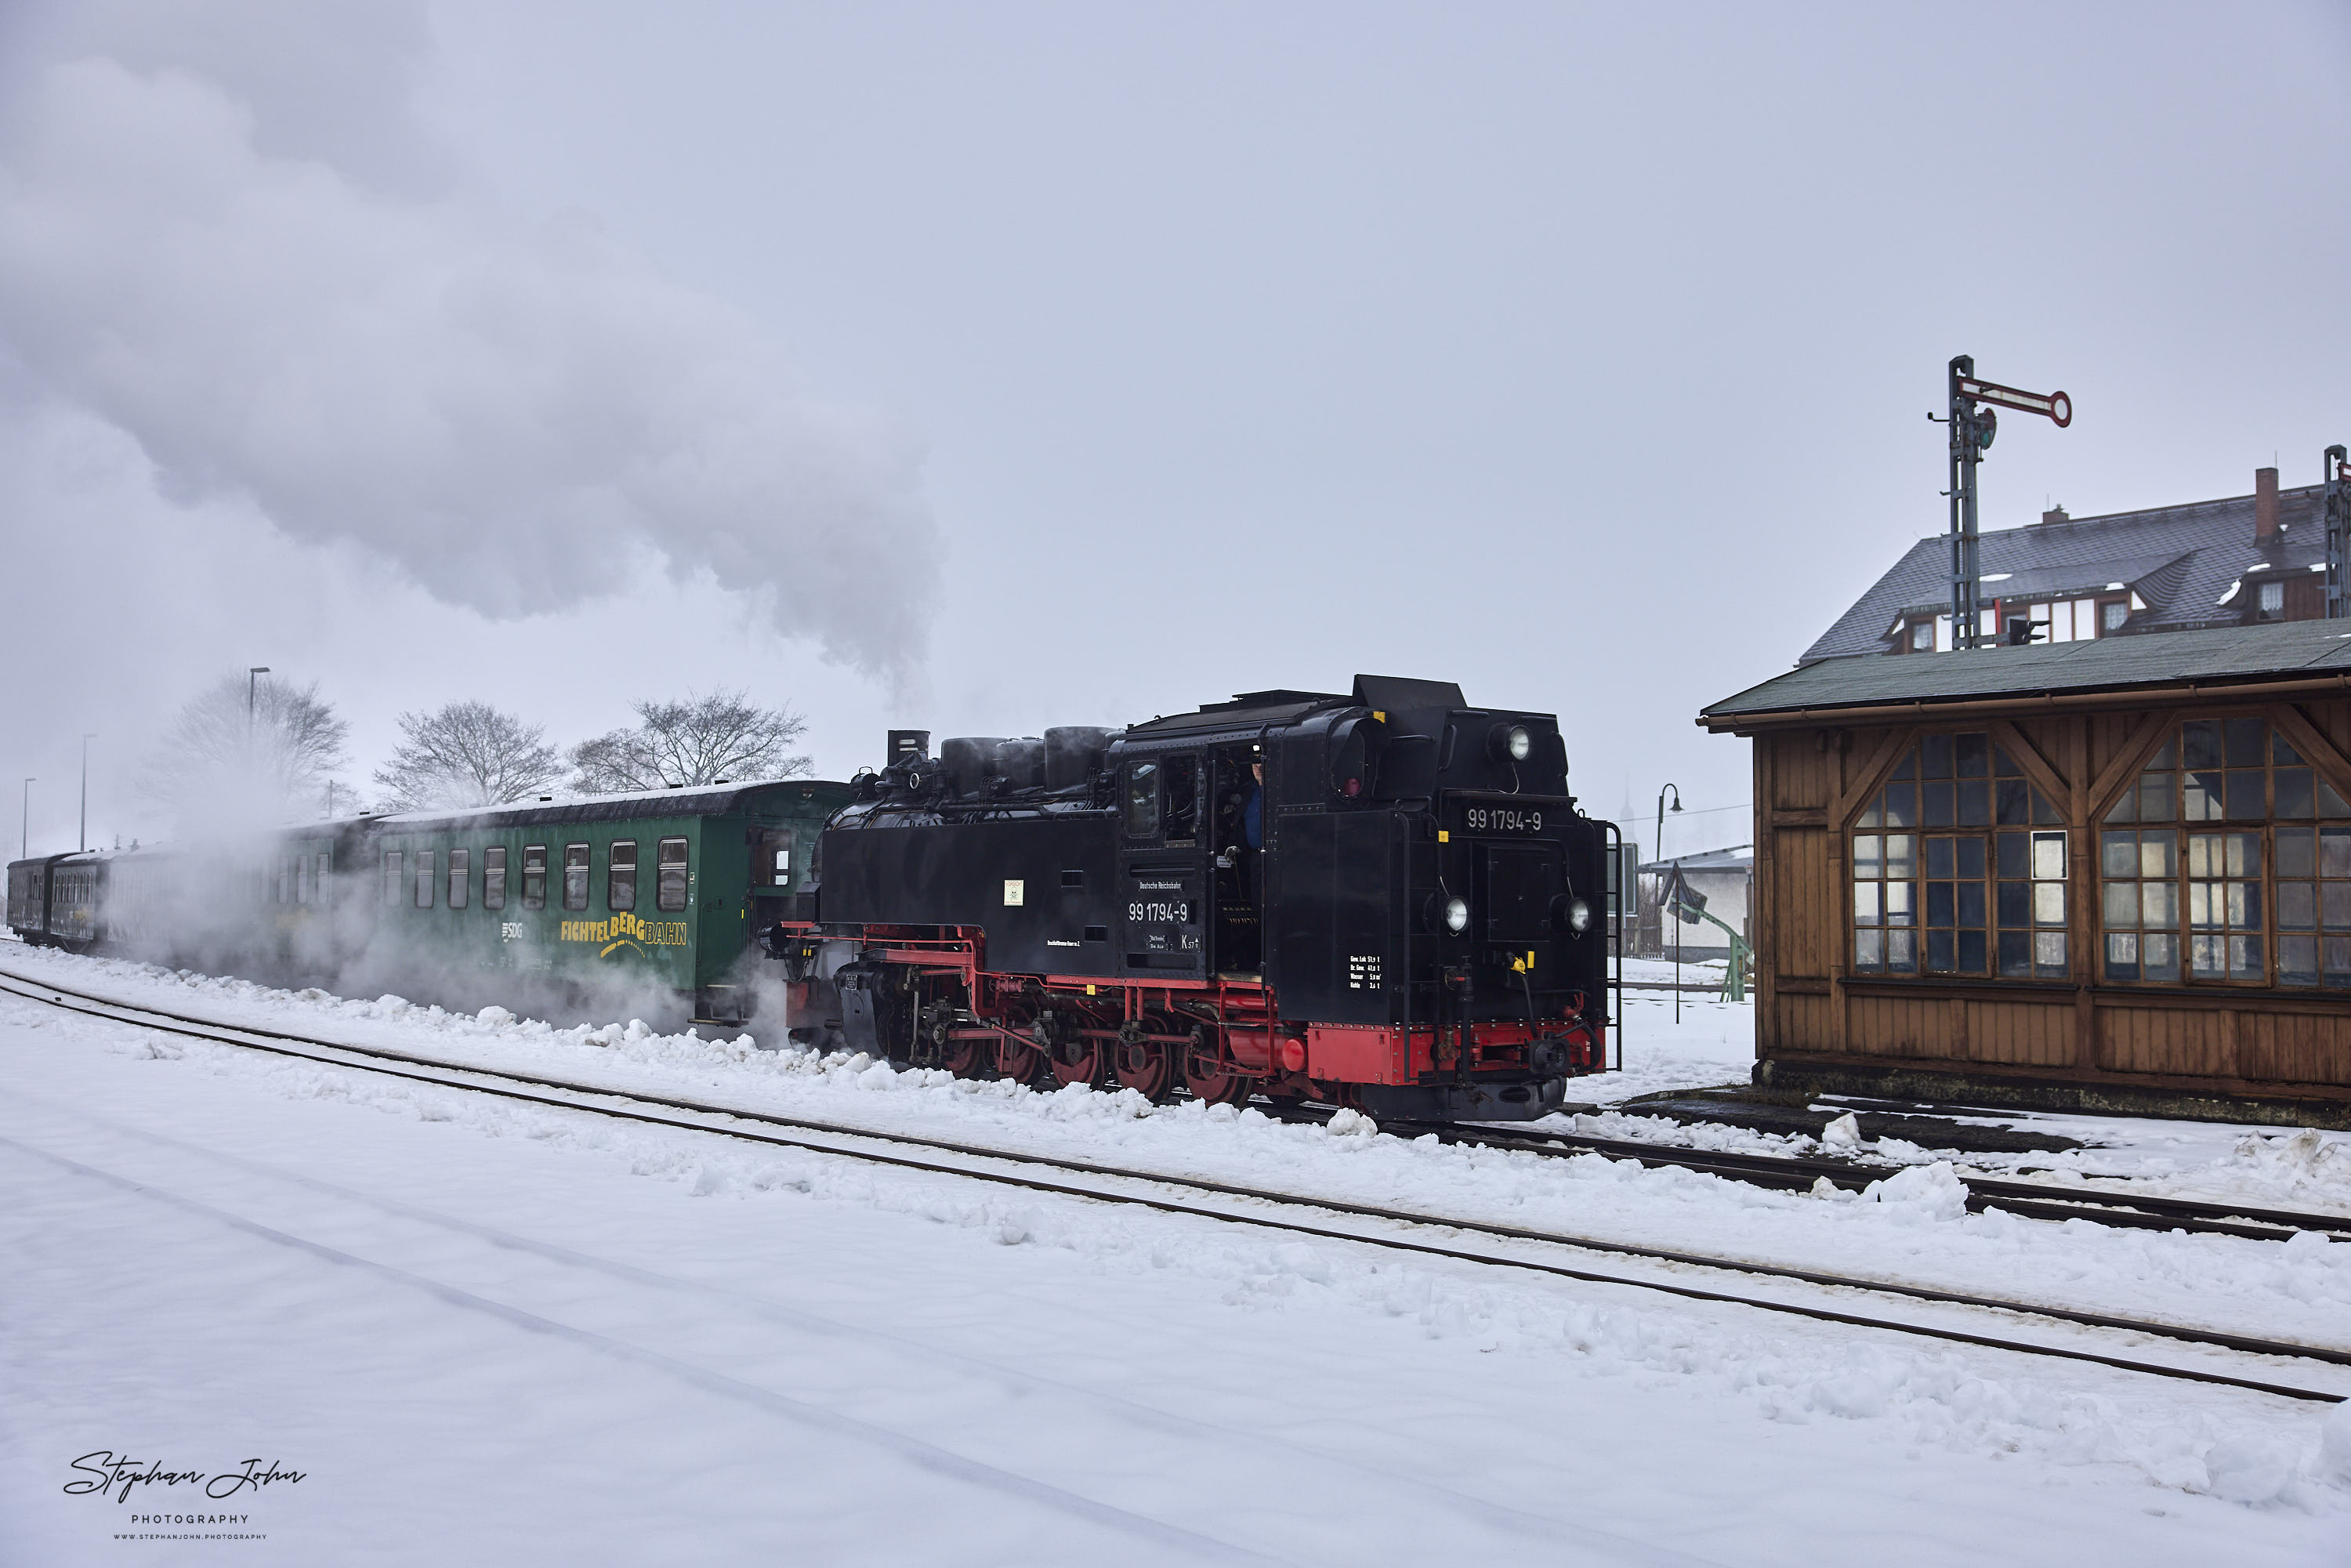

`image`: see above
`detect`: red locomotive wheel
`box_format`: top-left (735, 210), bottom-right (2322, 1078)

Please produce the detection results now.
top-left (1114, 1040), bottom-right (1176, 1103)
top-left (1182, 1045), bottom-right (1253, 1108)
top-left (995, 1034), bottom-right (1049, 1086)
top-left (1049, 1038), bottom-right (1110, 1090)
top-left (939, 1036), bottom-right (986, 1077)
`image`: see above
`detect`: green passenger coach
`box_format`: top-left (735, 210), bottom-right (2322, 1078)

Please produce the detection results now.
top-left (367, 780), bottom-right (850, 1027)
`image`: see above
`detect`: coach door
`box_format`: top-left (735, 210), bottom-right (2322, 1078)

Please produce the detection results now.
top-left (1117, 752), bottom-right (1207, 978)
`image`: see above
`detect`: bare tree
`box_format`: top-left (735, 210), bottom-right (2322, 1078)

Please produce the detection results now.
top-left (373, 701), bottom-right (565, 811)
top-left (143, 673), bottom-right (351, 833)
top-left (569, 690), bottom-right (811, 792)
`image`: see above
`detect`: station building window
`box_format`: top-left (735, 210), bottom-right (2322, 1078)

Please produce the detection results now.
top-left (415, 849), bottom-right (436, 909)
top-left (657, 838), bottom-right (689, 913)
top-left (609, 840), bottom-right (637, 912)
top-left (448, 848), bottom-right (470, 910)
top-left (484, 846), bottom-right (508, 911)
top-left (2100, 716), bottom-right (2351, 987)
top-left (522, 845), bottom-right (547, 911)
top-left (1850, 731), bottom-right (2067, 978)
top-left (563, 844), bottom-right (589, 911)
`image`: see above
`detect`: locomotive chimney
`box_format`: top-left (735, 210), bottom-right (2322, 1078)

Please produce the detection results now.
top-left (2255, 466), bottom-right (2280, 550)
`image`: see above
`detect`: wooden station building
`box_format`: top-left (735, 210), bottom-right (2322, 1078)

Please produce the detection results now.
top-left (1703, 619), bottom-right (2351, 1128)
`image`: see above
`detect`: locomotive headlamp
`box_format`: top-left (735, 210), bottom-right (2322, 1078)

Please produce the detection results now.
top-left (1487, 722), bottom-right (1531, 762)
top-left (1567, 897), bottom-right (1592, 936)
top-left (1444, 896), bottom-right (1470, 933)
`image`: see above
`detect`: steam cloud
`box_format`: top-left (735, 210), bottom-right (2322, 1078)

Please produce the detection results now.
top-left (0, 19), bottom-right (939, 683)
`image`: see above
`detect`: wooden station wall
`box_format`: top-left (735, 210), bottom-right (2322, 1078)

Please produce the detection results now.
top-left (1752, 695), bottom-right (2351, 1107)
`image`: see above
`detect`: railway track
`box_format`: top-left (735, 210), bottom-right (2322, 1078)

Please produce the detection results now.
top-left (1385, 1119), bottom-right (2351, 1245)
top-left (3, 965), bottom-right (2346, 1407)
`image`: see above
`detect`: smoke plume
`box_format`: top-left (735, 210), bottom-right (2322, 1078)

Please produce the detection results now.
top-left (0, 7), bottom-right (939, 683)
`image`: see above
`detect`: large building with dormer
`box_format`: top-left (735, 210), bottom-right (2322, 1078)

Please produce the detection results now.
top-left (1804, 467), bottom-right (2329, 661)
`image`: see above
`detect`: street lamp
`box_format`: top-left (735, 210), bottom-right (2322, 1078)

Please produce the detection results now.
top-left (1657, 783), bottom-right (1686, 1027)
top-left (247, 667), bottom-right (271, 725)
top-left (20, 778), bottom-right (32, 860)
top-left (79, 733), bottom-right (95, 853)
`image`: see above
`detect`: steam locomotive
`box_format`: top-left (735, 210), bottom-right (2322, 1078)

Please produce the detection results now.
top-left (772, 675), bottom-right (1620, 1121)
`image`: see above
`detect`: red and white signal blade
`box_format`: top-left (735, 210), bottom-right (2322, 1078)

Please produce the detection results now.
top-left (1959, 376), bottom-right (2072, 428)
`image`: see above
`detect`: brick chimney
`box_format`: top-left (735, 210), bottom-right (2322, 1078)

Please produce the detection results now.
top-left (2040, 505), bottom-right (2068, 526)
top-left (2255, 466), bottom-right (2280, 549)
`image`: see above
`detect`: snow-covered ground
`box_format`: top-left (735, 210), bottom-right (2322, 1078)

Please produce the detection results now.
top-left (3, 943), bottom-right (2349, 1563)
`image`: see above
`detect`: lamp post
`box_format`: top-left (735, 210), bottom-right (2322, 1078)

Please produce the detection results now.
top-left (247, 667), bottom-right (271, 725)
top-left (20, 778), bottom-right (31, 860)
top-left (79, 733), bottom-right (95, 852)
top-left (1657, 784), bottom-right (1685, 1026)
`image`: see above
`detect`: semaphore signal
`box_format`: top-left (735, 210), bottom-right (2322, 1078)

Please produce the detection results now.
top-left (1934, 355), bottom-right (2072, 650)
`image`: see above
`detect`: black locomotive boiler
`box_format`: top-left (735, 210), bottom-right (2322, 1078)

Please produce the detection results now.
top-left (770, 675), bottom-right (1619, 1121)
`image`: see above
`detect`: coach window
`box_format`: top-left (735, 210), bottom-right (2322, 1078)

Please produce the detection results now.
top-left (522, 846), bottom-right (548, 910)
top-left (295, 856), bottom-right (310, 906)
top-left (383, 850), bottom-right (403, 906)
top-left (1123, 761), bottom-right (1161, 839)
top-left (484, 847), bottom-right (508, 911)
top-left (316, 853), bottom-right (330, 902)
top-left (753, 828), bottom-right (792, 889)
top-left (448, 847), bottom-right (470, 910)
top-left (657, 838), bottom-right (689, 912)
top-left (609, 840), bottom-right (638, 911)
top-left (278, 860), bottom-right (292, 904)
top-left (415, 849), bottom-right (436, 909)
top-left (563, 844), bottom-right (590, 911)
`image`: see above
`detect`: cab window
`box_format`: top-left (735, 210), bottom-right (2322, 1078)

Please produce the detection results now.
top-left (1164, 756), bottom-right (1199, 842)
top-left (1124, 762), bottom-right (1161, 838)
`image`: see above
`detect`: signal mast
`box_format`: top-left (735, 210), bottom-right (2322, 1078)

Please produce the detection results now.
top-left (1938, 356), bottom-right (2072, 650)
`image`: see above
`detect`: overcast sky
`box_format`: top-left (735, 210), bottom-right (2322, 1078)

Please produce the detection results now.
top-left (4, 1), bottom-right (2347, 860)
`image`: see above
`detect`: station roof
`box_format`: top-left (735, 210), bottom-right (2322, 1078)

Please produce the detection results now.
top-left (1702, 618), bottom-right (2351, 732)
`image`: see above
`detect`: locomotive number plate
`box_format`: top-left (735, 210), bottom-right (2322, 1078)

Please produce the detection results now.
top-left (1460, 805), bottom-right (1545, 835)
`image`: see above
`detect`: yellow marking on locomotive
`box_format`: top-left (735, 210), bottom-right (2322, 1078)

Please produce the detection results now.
top-left (1437, 830), bottom-right (1449, 842)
